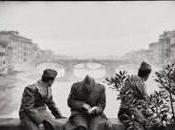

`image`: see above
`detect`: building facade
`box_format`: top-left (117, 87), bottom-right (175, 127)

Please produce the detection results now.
top-left (0, 41), bottom-right (7, 74)
top-left (122, 30), bottom-right (175, 67)
top-left (149, 30), bottom-right (175, 65)
top-left (0, 31), bottom-right (39, 72)
top-left (34, 49), bottom-right (55, 65)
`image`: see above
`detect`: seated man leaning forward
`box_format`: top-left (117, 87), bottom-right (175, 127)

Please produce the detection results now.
top-left (19, 69), bottom-right (64, 130)
top-left (64, 75), bottom-right (112, 130)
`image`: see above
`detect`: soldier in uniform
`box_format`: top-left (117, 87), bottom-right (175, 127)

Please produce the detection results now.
top-left (19, 69), bottom-right (64, 130)
top-left (118, 61), bottom-right (152, 130)
top-left (64, 75), bottom-right (112, 130)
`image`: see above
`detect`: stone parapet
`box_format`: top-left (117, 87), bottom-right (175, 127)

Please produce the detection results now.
top-left (0, 118), bottom-right (125, 130)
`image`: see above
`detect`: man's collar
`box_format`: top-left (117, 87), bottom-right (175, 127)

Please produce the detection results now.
top-left (37, 79), bottom-right (47, 89)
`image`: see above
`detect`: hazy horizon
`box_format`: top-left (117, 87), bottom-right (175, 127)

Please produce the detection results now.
top-left (1, 1), bottom-right (175, 58)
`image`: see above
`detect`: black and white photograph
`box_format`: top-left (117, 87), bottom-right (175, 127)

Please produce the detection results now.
top-left (0, 1), bottom-right (175, 130)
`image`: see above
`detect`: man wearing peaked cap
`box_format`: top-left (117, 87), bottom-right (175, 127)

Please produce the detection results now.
top-left (118, 61), bottom-right (152, 130)
top-left (19, 68), bottom-right (64, 130)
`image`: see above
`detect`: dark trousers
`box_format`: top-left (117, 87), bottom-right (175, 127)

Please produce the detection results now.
top-left (118, 108), bottom-right (145, 130)
top-left (20, 119), bottom-right (54, 130)
top-left (74, 126), bottom-right (86, 130)
top-left (64, 114), bottom-right (112, 130)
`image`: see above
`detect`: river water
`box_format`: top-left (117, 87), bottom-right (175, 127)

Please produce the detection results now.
top-left (0, 64), bottom-right (160, 119)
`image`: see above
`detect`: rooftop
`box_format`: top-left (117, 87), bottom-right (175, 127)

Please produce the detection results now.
top-left (0, 31), bottom-right (32, 43)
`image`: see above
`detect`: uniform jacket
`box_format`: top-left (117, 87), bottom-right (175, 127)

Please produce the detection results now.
top-left (64, 78), bottom-right (109, 130)
top-left (67, 80), bottom-right (106, 117)
top-left (19, 81), bottom-right (62, 125)
top-left (119, 75), bottom-right (149, 109)
top-left (118, 75), bottom-right (149, 128)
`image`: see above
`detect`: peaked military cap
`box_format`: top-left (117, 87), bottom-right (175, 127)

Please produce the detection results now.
top-left (42, 69), bottom-right (57, 79)
top-left (139, 61), bottom-right (152, 71)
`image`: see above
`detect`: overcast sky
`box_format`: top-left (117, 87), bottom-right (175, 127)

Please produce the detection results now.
top-left (0, 1), bottom-right (175, 58)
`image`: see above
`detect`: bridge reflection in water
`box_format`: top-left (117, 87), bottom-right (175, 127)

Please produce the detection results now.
top-left (36, 62), bottom-right (107, 80)
top-left (73, 63), bottom-right (106, 79)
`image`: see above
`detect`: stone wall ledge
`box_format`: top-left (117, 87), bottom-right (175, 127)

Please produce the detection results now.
top-left (0, 118), bottom-right (125, 130)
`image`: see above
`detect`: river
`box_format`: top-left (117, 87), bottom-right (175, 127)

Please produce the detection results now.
top-left (0, 64), bottom-right (160, 119)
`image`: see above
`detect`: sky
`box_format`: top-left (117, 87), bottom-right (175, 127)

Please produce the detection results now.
top-left (0, 1), bottom-right (175, 58)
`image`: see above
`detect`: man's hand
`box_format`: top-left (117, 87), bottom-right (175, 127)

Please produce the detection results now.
top-left (38, 123), bottom-right (45, 130)
top-left (83, 103), bottom-right (91, 113)
top-left (105, 120), bottom-right (113, 128)
top-left (89, 106), bottom-right (98, 115)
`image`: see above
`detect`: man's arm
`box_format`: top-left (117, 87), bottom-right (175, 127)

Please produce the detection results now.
top-left (21, 86), bottom-right (42, 125)
top-left (46, 95), bottom-right (63, 119)
top-left (96, 86), bottom-right (106, 114)
top-left (67, 84), bottom-right (91, 112)
top-left (90, 86), bottom-right (106, 115)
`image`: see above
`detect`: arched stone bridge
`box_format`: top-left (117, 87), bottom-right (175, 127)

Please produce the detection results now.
top-left (35, 59), bottom-right (129, 81)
